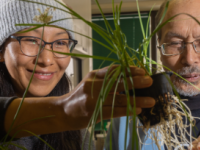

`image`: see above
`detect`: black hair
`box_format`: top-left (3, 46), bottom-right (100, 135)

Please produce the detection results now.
top-left (0, 45), bottom-right (82, 149)
top-left (34, 73), bottom-right (82, 150)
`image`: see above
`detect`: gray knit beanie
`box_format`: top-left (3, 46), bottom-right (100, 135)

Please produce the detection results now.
top-left (0, 0), bottom-right (74, 46)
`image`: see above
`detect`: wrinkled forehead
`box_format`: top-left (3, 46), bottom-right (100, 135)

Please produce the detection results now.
top-left (166, 0), bottom-right (200, 18)
top-left (160, 0), bottom-right (200, 42)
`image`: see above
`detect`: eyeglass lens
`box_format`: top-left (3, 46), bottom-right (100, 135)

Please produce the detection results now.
top-left (20, 37), bottom-right (74, 57)
top-left (162, 39), bottom-right (200, 55)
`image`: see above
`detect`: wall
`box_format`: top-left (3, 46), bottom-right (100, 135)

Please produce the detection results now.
top-left (62, 0), bottom-right (92, 87)
top-left (92, 14), bottom-right (150, 70)
top-left (92, 0), bottom-right (165, 14)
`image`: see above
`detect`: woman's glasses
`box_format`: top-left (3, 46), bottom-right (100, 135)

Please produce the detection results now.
top-left (10, 36), bottom-right (78, 58)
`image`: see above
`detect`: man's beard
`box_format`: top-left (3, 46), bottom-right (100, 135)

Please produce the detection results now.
top-left (172, 66), bottom-right (200, 96)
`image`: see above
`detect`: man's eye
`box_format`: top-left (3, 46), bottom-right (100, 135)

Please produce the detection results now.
top-left (195, 40), bottom-right (200, 45)
top-left (169, 42), bottom-right (182, 47)
top-left (171, 42), bottom-right (181, 45)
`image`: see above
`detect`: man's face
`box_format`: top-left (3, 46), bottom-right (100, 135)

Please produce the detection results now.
top-left (159, 0), bottom-right (200, 96)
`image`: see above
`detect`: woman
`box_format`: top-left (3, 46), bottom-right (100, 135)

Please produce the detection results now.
top-left (0, 0), bottom-right (155, 149)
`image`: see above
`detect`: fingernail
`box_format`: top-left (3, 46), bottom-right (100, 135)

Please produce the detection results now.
top-left (141, 76), bottom-right (152, 85)
top-left (144, 99), bottom-right (155, 106)
top-left (135, 68), bottom-right (144, 74)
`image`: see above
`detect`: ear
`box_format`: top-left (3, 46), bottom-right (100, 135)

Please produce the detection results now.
top-left (157, 39), bottom-right (163, 62)
top-left (159, 51), bottom-right (163, 63)
top-left (0, 52), bottom-right (4, 62)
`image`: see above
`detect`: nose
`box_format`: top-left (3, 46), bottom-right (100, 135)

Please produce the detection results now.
top-left (36, 44), bottom-right (54, 66)
top-left (181, 43), bottom-right (200, 66)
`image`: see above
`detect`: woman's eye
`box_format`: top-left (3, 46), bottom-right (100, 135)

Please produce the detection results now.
top-left (24, 38), bottom-right (38, 44)
top-left (55, 41), bottom-right (67, 46)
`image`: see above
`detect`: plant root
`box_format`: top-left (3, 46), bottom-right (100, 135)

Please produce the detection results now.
top-left (137, 94), bottom-right (196, 150)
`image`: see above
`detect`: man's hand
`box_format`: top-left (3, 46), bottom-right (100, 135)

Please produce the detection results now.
top-left (190, 136), bottom-right (200, 150)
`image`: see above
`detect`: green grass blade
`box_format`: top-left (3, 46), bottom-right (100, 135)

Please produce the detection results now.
top-left (82, 63), bottom-right (116, 149)
top-left (122, 48), bottom-right (139, 150)
top-left (148, 13), bottom-right (200, 41)
top-left (16, 23), bottom-right (116, 54)
top-left (20, 0), bottom-right (115, 49)
top-left (112, 0), bottom-right (115, 21)
top-left (157, 0), bottom-right (170, 27)
top-left (109, 72), bottom-right (123, 150)
top-left (86, 64), bottom-right (121, 150)
top-left (6, 143), bottom-right (26, 150)
top-left (16, 25), bottom-right (44, 33)
top-left (24, 130), bottom-right (54, 150)
top-left (91, 51), bottom-right (115, 99)
top-left (146, 5), bottom-right (155, 38)
top-left (94, 0), bottom-right (114, 34)
top-left (51, 51), bottom-right (120, 62)
top-left (136, 0), bottom-right (145, 39)
top-left (54, 0), bottom-right (113, 39)
top-left (118, 2), bottom-right (123, 21)
top-left (3, 26), bottom-right (45, 143)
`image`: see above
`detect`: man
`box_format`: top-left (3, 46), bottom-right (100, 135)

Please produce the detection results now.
top-left (104, 0), bottom-right (200, 149)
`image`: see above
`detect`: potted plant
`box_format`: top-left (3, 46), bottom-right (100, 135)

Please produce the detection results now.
top-left (1, 0), bottom-right (199, 150)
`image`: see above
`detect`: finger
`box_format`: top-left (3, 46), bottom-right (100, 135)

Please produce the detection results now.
top-left (193, 140), bottom-right (199, 145)
top-left (188, 145), bottom-right (192, 150)
top-left (189, 145), bottom-right (195, 150)
top-left (84, 76), bottom-right (153, 93)
top-left (193, 137), bottom-right (200, 144)
top-left (191, 139), bottom-right (199, 150)
top-left (100, 107), bottom-right (142, 121)
top-left (103, 95), bottom-right (155, 108)
top-left (190, 143), bottom-right (199, 150)
top-left (197, 142), bottom-right (200, 150)
top-left (126, 66), bottom-right (146, 77)
top-left (110, 75), bottom-right (153, 91)
top-left (94, 65), bottom-right (146, 79)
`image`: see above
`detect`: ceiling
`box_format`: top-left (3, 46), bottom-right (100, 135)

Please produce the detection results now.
top-left (92, 0), bottom-right (165, 14)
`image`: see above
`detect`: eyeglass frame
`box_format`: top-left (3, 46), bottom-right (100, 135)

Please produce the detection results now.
top-left (157, 39), bottom-right (200, 56)
top-left (10, 35), bottom-right (78, 57)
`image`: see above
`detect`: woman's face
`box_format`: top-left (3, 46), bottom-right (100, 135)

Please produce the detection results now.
top-left (3, 27), bottom-right (71, 97)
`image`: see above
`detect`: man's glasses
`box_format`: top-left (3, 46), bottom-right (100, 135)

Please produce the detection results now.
top-left (10, 36), bottom-right (78, 58)
top-left (157, 39), bottom-right (200, 56)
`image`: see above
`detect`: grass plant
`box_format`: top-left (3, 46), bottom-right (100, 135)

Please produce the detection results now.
top-left (1, 0), bottom-right (200, 150)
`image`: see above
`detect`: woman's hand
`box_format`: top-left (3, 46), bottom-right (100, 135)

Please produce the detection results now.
top-left (62, 65), bottom-right (155, 130)
top-left (4, 66), bottom-right (155, 138)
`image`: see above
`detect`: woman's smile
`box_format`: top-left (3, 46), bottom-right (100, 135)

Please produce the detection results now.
top-left (27, 69), bottom-right (55, 81)
top-left (3, 27), bottom-right (71, 97)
